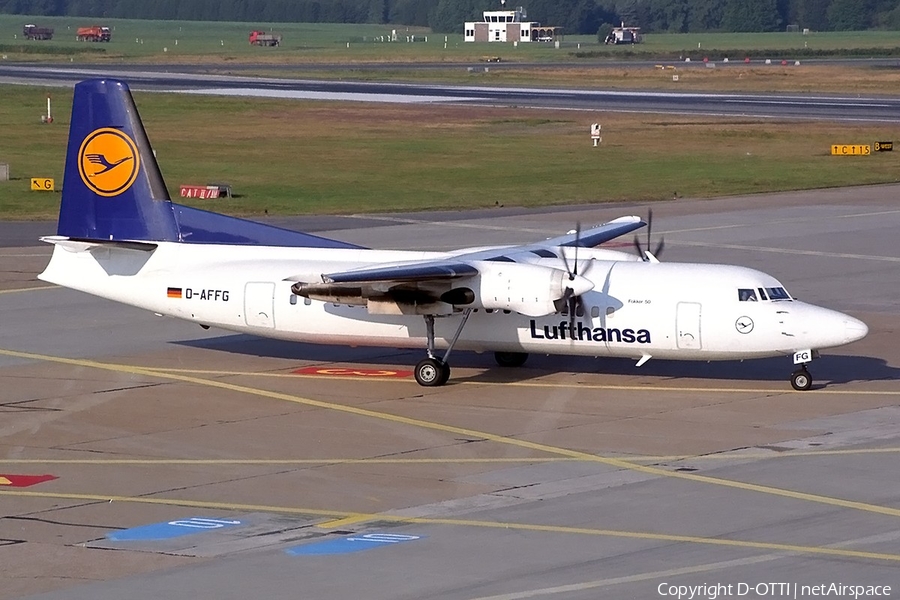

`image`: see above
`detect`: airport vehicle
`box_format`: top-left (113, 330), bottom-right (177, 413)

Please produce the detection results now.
top-left (22, 24), bottom-right (53, 40)
top-left (249, 31), bottom-right (281, 46)
top-left (76, 26), bottom-right (111, 42)
top-left (39, 79), bottom-right (869, 390)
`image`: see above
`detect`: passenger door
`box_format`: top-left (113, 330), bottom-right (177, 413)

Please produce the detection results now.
top-left (244, 282), bottom-right (275, 328)
top-left (676, 302), bottom-right (702, 349)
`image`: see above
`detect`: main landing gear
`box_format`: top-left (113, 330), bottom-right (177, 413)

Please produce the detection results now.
top-left (414, 310), bottom-right (472, 387)
top-left (494, 351), bottom-right (529, 367)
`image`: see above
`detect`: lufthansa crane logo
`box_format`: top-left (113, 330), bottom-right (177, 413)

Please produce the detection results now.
top-left (735, 316), bottom-right (754, 334)
top-left (78, 128), bottom-right (140, 197)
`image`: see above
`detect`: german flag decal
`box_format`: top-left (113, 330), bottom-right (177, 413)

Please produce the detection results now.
top-left (167, 287), bottom-right (183, 299)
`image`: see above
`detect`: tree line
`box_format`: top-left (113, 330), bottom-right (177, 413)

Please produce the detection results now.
top-left (3, 0), bottom-right (900, 34)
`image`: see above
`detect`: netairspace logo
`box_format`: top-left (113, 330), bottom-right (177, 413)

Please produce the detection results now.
top-left (657, 582), bottom-right (892, 600)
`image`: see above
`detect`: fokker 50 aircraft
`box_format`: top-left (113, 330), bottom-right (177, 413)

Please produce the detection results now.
top-left (39, 79), bottom-right (868, 390)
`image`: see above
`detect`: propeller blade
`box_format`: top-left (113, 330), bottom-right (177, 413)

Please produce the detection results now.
top-left (653, 238), bottom-right (665, 260)
top-left (573, 221), bottom-right (581, 277)
top-left (580, 258), bottom-right (595, 277)
top-left (554, 286), bottom-right (574, 314)
top-left (646, 208), bottom-right (654, 253)
top-left (568, 294), bottom-right (577, 331)
top-left (560, 245), bottom-right (573, 280)
top-left (633, 235), bottom-right (644, 260)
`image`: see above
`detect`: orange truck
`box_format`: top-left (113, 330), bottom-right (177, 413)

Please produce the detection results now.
top-left (76, 26), bottom-right (111, 42)
top-left (249, 30), bottom-right (281, 46)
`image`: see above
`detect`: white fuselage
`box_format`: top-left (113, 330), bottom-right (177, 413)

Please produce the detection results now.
top-left (38, 241), bottom-right (866, 363)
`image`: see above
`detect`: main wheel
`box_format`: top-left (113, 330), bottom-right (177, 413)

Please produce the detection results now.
top-left (438, 362), bottom-right (451, 385)
top-left (415, 357), bottom-right (448, 387)
top-left (494, 351), bottom-right (528, 367)
top-left (790, 368), bottom-right (813, 391)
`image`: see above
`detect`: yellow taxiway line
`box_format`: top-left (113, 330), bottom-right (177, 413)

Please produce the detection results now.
top-left (0, 285), bottom-right (57, 295)
top-left (1, 488), bottom-right (899, 564)
top-left (2, 346), bottom-right (900, 522)
top-left (2, 447), bottom-right (899, 466)
top-left (134, 366), bottom-right (900, 396)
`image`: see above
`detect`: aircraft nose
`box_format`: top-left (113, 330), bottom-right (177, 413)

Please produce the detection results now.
top-left (844, 316), bottom-right (869, 344)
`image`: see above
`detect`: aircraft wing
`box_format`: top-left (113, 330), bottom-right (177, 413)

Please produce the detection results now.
top-left (294, 216), bottom-right (643, 315)
top-left (315, 216), bottom-right (644, 286)
top-left (323, 262), bottom-right (478, 284)
top-left (537, 215), bottom-right (645, 249)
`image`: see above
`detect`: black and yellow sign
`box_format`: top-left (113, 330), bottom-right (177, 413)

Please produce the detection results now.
top-left (77, 128), bottom-right (140, 197)
top-left (831, 144), bottom-right (870, 156)
top-left (30, 178), bottom-right (55, 191)
top-left (874, 141), bottom-right (893, 152)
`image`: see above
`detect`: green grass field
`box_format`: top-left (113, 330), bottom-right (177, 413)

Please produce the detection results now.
top-left (3, 14), bottom-right (900, 64)
top-left (3, 17), bottom-right (899, 219)
top-left (2, 84), bottom-right (898, 219)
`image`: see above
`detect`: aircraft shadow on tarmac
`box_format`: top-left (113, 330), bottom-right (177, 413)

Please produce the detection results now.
top-left (175, 335), bottom-right (899, 388)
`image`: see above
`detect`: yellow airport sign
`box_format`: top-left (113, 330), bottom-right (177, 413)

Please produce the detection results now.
top-left (30, 178), bottom-right (55, 191)
top-left (831, 145), bottom-right (870, 156)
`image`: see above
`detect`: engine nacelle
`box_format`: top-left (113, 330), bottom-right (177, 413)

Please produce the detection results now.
top-left (442, 262), bottom-right (593, 317)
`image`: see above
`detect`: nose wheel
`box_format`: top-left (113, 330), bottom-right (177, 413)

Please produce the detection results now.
top-left (790, 367), bottom-right (813, 391)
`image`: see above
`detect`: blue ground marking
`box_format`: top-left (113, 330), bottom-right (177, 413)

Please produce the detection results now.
top-left (285, 532), bottom-right (423, 556)
top-left (107, 517), bottom-right (242, 542)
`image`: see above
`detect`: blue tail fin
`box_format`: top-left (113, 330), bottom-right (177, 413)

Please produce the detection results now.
top-left (60, 79), bottom-right (179, 241)
top-left (59, 79), bottom-right (361, 249)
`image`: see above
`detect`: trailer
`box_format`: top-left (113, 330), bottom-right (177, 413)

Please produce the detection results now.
top-left (23, 24), bottom-right (54, 40)
top-left (76, 26), bottom-right (111, 42)
top-left (249, 30), bottom-right (282, 46)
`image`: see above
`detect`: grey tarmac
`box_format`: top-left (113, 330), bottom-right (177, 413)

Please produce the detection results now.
top-left (0, 187), bottom-right (899, 600)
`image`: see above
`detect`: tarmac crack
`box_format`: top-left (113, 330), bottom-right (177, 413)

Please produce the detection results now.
top-left (0, 398), bottom-right (63, 413)
top-left (4, 515), bottom-right (125, 531)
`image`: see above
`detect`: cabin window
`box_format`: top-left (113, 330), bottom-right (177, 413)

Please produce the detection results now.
top-left (765, 287), bottom-right (791, 301)
top-left (738, 288), bottom-right (757, 302)
top-left (575, 303), bottom-right (584, 317)
top-left (606, 306), bottom-right (615, 318)
top-left (591, 306), bottom-right (600, 318)
top-left (304, 297), bottom-right (311, 306)
top-left (290, 294), bottom-right (298, 305)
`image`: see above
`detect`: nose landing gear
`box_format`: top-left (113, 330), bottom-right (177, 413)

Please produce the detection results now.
top-left (790, 366), bottom-right (812, 391)
top-left (789, 349), bottom-right (817, 390)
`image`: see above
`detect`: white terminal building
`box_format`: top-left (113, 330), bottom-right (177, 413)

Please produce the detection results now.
top-left (464, 4), bottom-right (561, 43)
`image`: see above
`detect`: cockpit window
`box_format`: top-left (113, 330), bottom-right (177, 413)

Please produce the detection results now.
top-left (740, 286), bottom-right (791, 301)
top-left (765, 287), bottom-right (791, 301)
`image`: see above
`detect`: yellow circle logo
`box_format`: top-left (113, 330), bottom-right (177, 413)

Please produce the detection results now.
top-left (78, 128), bottom-right (140, 197)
